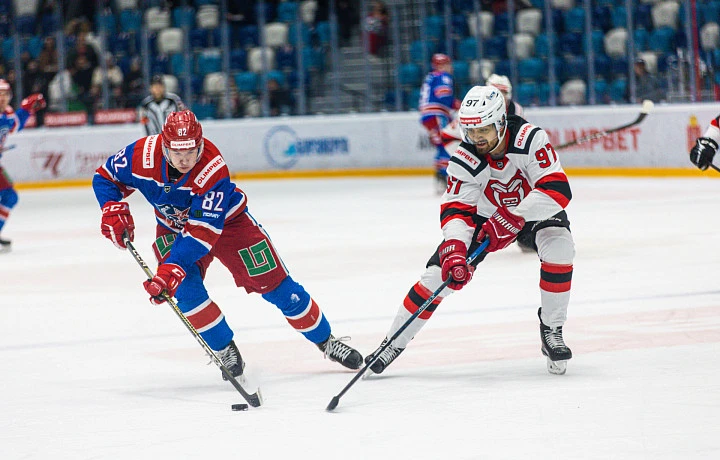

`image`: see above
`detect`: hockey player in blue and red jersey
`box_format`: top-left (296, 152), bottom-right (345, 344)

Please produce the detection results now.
top-left (0, 79), bottom-right (46, 253)
top-left (419, 53), bottom-right (460, 193)
top-left (367, 86), bottom-right (575, 376)
top-left (92, 110), bottom-right (363, 381)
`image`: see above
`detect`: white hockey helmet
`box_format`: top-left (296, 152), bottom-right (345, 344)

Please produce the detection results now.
top-left (458, 85), bottom-right (507, 147)
top-left (486, 73), bottom-right (512, 100)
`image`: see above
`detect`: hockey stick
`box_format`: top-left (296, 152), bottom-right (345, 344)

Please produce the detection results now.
top-left (710, 164), bottom-right (720, 173)
top-left (555, 100), bottom-right (655, 150)
top-left (122, 232), bottom-right (263, 408)
top-left (326, 238), bottom-right (490, 412)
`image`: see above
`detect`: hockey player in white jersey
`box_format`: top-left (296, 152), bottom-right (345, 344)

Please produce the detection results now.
top-left (366, 86), bottom-right (575, 375)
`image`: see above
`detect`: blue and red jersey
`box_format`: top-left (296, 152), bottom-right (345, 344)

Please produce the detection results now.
top-left (419, 71), bottom-right (456, 124)
top-left (0, 106), bottom-right (30, 155)
top-left (93, 135), bottom-right (248, 273)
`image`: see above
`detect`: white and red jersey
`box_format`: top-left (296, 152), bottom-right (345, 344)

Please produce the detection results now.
top-left (440, 115), bottom-right (572, 246)
top-left (703, 115), bottom-right (720, 145)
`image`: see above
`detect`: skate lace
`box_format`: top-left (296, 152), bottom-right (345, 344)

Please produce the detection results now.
top-left (217, 344), bottom-right (238, 367)
top-left (377, 343), bottom-right (402, 364)
top-left (544, 328), bottom-right (567, 349)
top-left (324, 336), bottom-right (353, 362)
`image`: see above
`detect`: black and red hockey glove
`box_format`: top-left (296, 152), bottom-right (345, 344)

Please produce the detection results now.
top-left (439, 239), bottom-right (474, 290)
top-left (478, 207), bottom-right (525, 253)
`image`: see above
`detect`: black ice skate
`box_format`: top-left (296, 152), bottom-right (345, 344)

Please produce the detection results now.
top-left (0, 237), bottom-right (11, 254)
top-left (216, 340), bottom-right (245, 380)
top-left (538, 308), bottom-right (572, 375)
top-left (365, 338), bottom-right (405, 375)
top-left (317, 335), bottom-right (363, 370)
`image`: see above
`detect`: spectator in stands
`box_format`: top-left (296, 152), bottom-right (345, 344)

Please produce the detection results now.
top-left (267, 76), bottom-right (294, 116)
top-left (122, 57), bottom-right (145, 109)
top-left (22, 60), bottom-right (46, 97)
top-left (91, 53), bottom-right (124, 109)
top-left (364, 1), bottom-right (389, 57)
top-left (337, 0), bottom-right (359, 46)
top-left (37, 36), bottom-right (59, 84)
top-left (629, 58), bottom-right (664, 103)
top-left (67, 31), bottom-right (99, 70)
top-left (71, 54), bottom-right (96, 114)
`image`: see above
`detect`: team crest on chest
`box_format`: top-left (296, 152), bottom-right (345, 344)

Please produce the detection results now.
top-left (157, 203), bottom-right (190, 229)
top-left (484, 170), bottom-right (531, 208)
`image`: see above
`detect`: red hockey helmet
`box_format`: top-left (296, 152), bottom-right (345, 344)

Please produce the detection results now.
top-left (161, 109), bottom-right (204, 166)
top-left (431, 53), bottom-right (452, 70)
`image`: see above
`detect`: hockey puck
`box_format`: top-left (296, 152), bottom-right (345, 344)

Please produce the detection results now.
top-left (231, 403), bottom-right (249, 411)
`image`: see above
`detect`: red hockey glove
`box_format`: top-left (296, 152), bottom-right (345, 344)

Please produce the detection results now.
top-left (101, 201), bottom-right (135, 249)
top-left (689, 137), bottom-right (718, 171)
top-left (478, 207), bottom-right (525, 253)
top-left (143, 263), bottom-right (186, 305)
top-left (439, 239), bottom-right (474, 290)
top-left (20, 93), bottom-right (46, 114)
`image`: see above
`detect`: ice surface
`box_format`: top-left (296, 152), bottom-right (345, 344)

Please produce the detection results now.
top-left (1, 176), bottom-right (719, 459)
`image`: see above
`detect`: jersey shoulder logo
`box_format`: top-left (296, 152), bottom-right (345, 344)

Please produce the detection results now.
top-left (508, 123), bottom-right (540, 155)
top-left (194, 154), bottom-right (226, 188)
top-left (142, 135), bottom-right (159, 169)
top-left (449, 144), bottom-right (487, 176)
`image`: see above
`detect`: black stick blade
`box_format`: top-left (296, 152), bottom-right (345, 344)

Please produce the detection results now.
top-left (326, 396), bottom-right (340, 412)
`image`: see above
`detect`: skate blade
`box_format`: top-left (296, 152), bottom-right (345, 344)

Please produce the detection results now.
top-left (546, 357), bottom-right (568, 375)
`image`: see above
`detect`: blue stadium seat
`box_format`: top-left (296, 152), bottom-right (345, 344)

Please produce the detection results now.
top-left (197, 51), bottom-right (222, 75)
top-left (610, 78), bottom-right (627, 103)
top-left (544, 9), bottom-right (564, 34)
top-left (483, 36), bottom-right (507, 60)
top-left (238, 25), bottom-right (260, 48)
top-left (562, 55), bottom-right (588, 81)
top-left (611, 6), bottom-right (626, 29)
top-left (40, 13), bottom-right (60, 35)
top-left (633, 28), bottom-right (649, 52)
top-left (15, 15), bottom-right (36, 36)
top-left (587, 30), bottom-right (605, 55)
top-left (288, 22), bottom-right (312, 46)
top-left (117, 56), bottom-right (132, 76)
top-left (276, 1), bottom-right (298, 23)
top-left (516, 82), bottom-right (538, 106)
top-left (538, 82), bottom-right (560, 105)
top-left (494, 12), bottom-right (510, 36)
top-left (230, 48), bottom-right (247, 71)
top-left (634, 4), bottom-right (653, 30)
top-left (451, 14), bottom-right (469, 38)
top-left (189, 28), bottom-right (209, 49)
top-left (235, 72), bottom-right (259, 93)
top-left (95, 12), bottom-right (116, 34)
top-left (518, 57), bottom-right (546, 83)
top-left (276, 45), bottom-right (296, 70)
top-left (302, 47), bottom-right (324, 71)
top-left (649, 26), bottom-right (676, 53)
top-left (611, 57), bottom-right (629, 78)
top-left (656, 53), bottom-right (672, 73)
top-left (425, 15), bottom-right (444, 42)
top-left (406, 88), bottom-right (421, 110)
top-left (267, 69), bottom-right (286, 86)
top-left (534, 33), bottom-right (557, 59)
top-left (451, 0), bottom-right (474, 12)
top-left (399, 63), bottom-right (423, 87)
top-left (171, 53), bottom-right (188, 74)
top-left (564, 7), bottom-right (585, 34)
top-left (120, 10), bottom-right (142, 33)
top-left (191, 74), bottom-right (204, 94)
top-left (457, 37), bottom-right (477, 61)
top-left (410, 39), bottom-right (437, 65)
top-left (592, 6), bottom-right (612, 32)
top-left (193, 102), bottom-right (216, 120)
top-left (173, 6), bottom-right (195, 28)
top-left (315, 21), bottom-right (331, 47)
top-left (594, 54), bottom-right (612, 80)
top-left (27, 35), bottom-right (42, 59)
top-left (453, 60), bottom-right (470, 85)
top-left (152, 55), bottom-right (170, 75)
top-left (559, 32), bottom-right (583, 56)
top-left (1, 37), bottom-right (14, 60)
top-left (494, 59), bottom-right (511, 77)
top-left (593, 79), bottom-right (610, 103)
